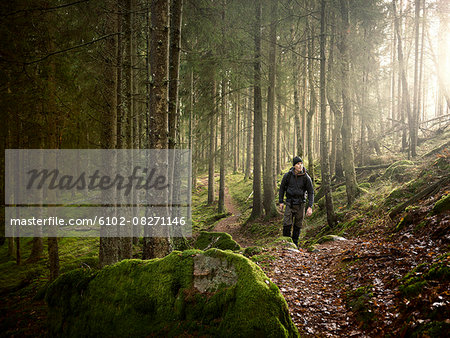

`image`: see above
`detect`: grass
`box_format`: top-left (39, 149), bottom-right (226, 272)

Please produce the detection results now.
top-left (0, 237), bottom-right (99, 295)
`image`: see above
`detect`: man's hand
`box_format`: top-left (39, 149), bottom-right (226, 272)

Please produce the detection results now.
top-left (279, 203), bottom-right (284, 212)
top-left (306, 207), bottom-right (313, 217)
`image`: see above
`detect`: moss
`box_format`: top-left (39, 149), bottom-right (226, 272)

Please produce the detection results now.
top-left (358, 182), bottom-right (371, 189)
top-left (398, 254), bottom-right (449, 299)
top-left (317, 235), bottom-right (335, 244)
top-left (243, 246), bottom-right (265, 257)
top-left (194, 231), bottom-right (241, 251)
top-left (407, 321), bottom-right (450, 338)
top-left (269, 237), bottom-right (297, 249)
top-left (250, 252), bottom-right (277, 268)
top-left (432, 194), bottom-right (450, 215)
top-left (414, 220), bottom-right (427, 232)
top-left (384, 160), bottom-right (414, 179)
top-left (317, 234), bottom-right (347, 244)
top-left (46, 249), bottom-right (299, 337)
top-left (395, 213), bottom-right (414, 232)
top-left (399, 280), bottom-right (428, 298)
top-left (345, 285), bottom-right (376, 328)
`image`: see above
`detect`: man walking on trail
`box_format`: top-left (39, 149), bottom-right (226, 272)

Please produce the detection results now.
top-left (279, 156), bottom-right (314, 247)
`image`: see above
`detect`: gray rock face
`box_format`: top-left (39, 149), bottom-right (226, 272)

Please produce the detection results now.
top-left (193, 254), bottom-right (238, 293)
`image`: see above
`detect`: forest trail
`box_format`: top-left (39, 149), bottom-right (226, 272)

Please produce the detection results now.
top-left (261, 225), bottom-right (448, 337)
top-left (212, 185), bottom-right (255, 248)
top-left (264, 239), bottom-right (365, 337)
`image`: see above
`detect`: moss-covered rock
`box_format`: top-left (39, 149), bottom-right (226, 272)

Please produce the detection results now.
top-left (384, 160), bottom-right (414, 182)
top-left (432, 194), bottom-right (450, 215)
top-left (194, 231), bottom-right (241, 251)
top-left (317, 234), bottom-right (348, 244)
top-left (46, 249), bottom-right (298, 337)
top-left (270, 236), bottom-right (298, 250)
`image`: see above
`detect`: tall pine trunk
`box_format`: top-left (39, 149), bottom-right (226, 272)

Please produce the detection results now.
top-left (207, 70), bottom-right (216, 205)
top-left (339, 0), bottom-right (359, 205)
top-left (99, 0), bottom-right (119, 267)
top-left (245, 87), bottom-right (252, 180)
top-left (319, 0), bottom-right (336, 226)
top-left (263, 0), bottom-right (277, 218)
top-left (307, 20), bottom-right (316, 182)
top-left (250, 0), bottom-right (263, 220)
top-left (412, 0), bottom-right (420, 157)
top-left (143, 0), bottom-right (171, 259)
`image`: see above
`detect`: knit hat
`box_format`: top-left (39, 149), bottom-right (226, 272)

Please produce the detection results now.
top-left (293, 156), bottom-right (303, 165)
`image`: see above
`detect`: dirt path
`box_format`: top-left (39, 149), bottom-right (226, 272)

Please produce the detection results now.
top-left (212, 186), bottom-right (254, 248)
top-left (260, 229), bottom-right (447, 337)
top-left (263, 240), bottom-right (366, 337)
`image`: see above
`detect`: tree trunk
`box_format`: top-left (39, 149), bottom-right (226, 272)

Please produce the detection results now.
top-left (189, 68), bottom-right (195, 190)
top-left (250, 0), bottom-right (263, 220)
top-left (143, 0), bottom-right (171, 259)
top-left (207, 73), bottom-right (216, 205)
top-left (218, 75), bottom-right (226, 214)
top-left (319, 0), bottom-right (336, 226)
top-left (120, 0), bottom-right (133, 261)
top-left (263, 0), bottom-right (277, 218)
top-left (276, 95), bottom-right (282, 174)
top-left (301, 44), bottom-right (307, 158)
top-left (307, 19), bottom-right (316, 182)
top-left (292, 36), bottom-right (302, 158)
top-left (393, 0), bottom-right (414, 158)
top-left (99, 0), bottom-right (119, 267)
top-left (412, 0), bottom-right (420, 157)
top-left (245, 87), bottom-right (252, 180)
top-left (169, 0), bottom-right (183, 149)
top-left (339, 0), bottom-right (359, 205)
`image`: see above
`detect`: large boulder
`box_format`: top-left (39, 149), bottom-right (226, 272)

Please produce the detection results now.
top-left (46, 249), bottom-right (298, 337)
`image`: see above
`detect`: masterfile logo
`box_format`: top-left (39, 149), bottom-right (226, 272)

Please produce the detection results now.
top-left (5, 149), bottom-right (192, 238)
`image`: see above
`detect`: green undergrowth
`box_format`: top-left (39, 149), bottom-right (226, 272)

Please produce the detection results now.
top-left (383, 160), bottom-right (414, 182)
top-left (385, 154), bottom-right (449, 214)
top-left (46, 249), bottom-right (299, 337)
top-left (246, 220), bottom-right (281, 246)
top-left (302, 138), bottom-right (449, 246)
top-left (345, 285), bottom-right (376, 329)
top-left (432, 193), bottom-right (450, 215)
top-left (0, 237), bottom-right (99, 296)
top-left (398, 253), bottom-right (449, 299)
top-left (227, 172), bottom-right (253, 218)
top-left (396, 253), bottom-right (450, 337)
top-left (243, 246), bottom-right (265, 257)
top-left (250, 252), bottom-right (277, 269)
top-left (191, 182), bottom-right (227, 233)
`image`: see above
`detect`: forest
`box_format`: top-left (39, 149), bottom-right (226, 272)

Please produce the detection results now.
top-left (1, 0), bottom-right (449, 336)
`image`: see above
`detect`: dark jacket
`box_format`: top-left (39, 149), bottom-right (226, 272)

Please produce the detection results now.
top-left (279, 167), bottom-right (314, 208)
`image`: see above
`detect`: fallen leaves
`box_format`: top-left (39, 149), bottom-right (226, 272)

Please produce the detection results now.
top-left (259, 228), bottom-right (449, 337)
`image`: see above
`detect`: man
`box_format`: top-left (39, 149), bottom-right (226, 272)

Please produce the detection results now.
top-left (279, 156), bottom-right (314, 247)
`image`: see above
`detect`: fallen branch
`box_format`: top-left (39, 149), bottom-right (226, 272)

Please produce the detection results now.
top-left (355, 164), bottom-right (391, 172)
top-left (421, 140), bottom-right (450, 158)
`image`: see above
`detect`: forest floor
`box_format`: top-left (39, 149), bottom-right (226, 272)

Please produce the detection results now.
top-left (207, 149), bottom-right (449, 336)
top-left (1, 134), bottom-right (448, 337)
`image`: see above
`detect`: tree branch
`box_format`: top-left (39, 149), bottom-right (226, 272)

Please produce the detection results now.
top-left (23, 33), bottom-right (121, 65)
top-left (2, 0), bottom-right (90, 17)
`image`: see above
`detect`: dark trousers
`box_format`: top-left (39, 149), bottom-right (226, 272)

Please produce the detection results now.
top-left (282, 203), bottom-right (305, 245)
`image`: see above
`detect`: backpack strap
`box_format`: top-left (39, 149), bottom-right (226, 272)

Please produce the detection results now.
top-left (283, 170), bottom-right (292, 191)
